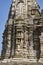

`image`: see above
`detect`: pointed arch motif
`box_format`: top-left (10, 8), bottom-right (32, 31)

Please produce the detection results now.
top-left (16, 0), bottom-right (24, 6)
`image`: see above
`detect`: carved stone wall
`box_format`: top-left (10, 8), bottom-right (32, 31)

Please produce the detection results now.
top-left (1, 0), bottom-right (43, 63)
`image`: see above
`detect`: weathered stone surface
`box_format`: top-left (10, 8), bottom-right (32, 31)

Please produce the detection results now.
top-left (1, 0), bottom-right (43, 64)
top-left (0, 58), bottom-right (43, 65)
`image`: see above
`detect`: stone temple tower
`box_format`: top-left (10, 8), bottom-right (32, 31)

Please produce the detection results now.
top-left (1, 0), bottom-right (43, 64)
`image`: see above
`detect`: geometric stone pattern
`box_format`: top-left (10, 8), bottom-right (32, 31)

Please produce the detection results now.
top-left (1, 0), bottom-right (43, 64)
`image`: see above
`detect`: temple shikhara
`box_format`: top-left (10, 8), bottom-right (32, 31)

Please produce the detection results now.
top-left (1, 0), bottom-right (43, 65)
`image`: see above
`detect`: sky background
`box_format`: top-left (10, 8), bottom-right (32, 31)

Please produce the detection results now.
top-left (0, 0), bottom-right (43, 55)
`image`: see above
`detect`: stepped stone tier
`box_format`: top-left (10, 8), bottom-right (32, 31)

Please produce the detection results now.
top-left (1, 0), bottom-right (43, 65)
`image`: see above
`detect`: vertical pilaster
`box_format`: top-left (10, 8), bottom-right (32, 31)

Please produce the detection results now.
top-left (40, 10), bottom-right (43, 59)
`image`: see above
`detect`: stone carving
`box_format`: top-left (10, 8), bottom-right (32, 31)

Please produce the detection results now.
top-left (1, 0), bottom-right (43, 64)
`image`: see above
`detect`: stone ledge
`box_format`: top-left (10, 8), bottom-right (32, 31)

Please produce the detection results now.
top-left (1, 58), bottom-right (37, 63)
top-left (1, 62), bottom-right (43, 65)
top-left (0, 58), bottom-right (43, 65)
